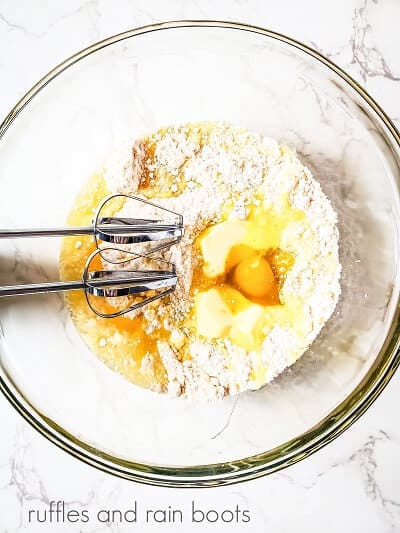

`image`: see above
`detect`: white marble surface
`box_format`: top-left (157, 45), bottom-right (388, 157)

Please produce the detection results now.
top-left (0, 1), bottom-right (399, 531)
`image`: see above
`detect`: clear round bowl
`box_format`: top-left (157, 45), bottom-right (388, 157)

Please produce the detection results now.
top-left (0, 21), bottom-right (399, 487)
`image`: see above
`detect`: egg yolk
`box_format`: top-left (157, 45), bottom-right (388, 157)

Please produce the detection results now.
top-left (232, 254), bottom-right (276, 299)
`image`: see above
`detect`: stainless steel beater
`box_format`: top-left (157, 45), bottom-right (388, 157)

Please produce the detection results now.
top-left (0, 194), bottom-right (183, 318)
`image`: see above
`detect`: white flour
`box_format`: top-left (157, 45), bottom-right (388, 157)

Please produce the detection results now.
top-left (104, 123), bottom-right (341, 400)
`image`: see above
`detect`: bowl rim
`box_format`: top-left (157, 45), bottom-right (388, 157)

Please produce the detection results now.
top-left (1, 19), bottom-right (399, 488)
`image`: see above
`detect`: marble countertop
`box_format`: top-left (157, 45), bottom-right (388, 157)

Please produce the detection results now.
top-left (0, 1), bottom-right (399, 532)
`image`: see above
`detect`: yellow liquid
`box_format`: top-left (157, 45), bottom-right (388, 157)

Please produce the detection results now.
top-left (59, 173), bottom-right (169, 390)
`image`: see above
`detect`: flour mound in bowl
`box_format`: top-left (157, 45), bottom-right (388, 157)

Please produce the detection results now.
top-left (60, 122), bottom-right (341, 400)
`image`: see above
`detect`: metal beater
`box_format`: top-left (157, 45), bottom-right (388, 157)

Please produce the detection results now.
top-left (0, 194), bottom-right (183, 318)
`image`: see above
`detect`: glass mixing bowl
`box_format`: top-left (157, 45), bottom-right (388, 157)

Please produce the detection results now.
top-left (0, 21), bottom-right (399, 487)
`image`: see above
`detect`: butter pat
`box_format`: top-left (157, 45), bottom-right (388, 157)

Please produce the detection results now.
top-left (195, 289), bottom-right (232, 338)
top-left (195, 287), bottom-right (264, 349)
top-left (199, 220), bottom-right (247, 277)
top-left (233, 306), bottom-right (264, 334)
top-left (230, 306), bottom-right (264, 350)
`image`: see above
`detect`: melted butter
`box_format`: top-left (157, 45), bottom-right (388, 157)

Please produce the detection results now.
top-left (59, 172), bottom-right (169, 390)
